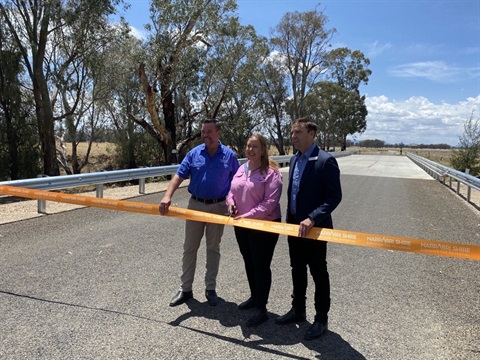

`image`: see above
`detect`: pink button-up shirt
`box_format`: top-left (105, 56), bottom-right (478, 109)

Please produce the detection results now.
top-left (227, 163), bottom-right (283, 220)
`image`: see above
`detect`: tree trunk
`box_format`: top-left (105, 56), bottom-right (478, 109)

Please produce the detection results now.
top-left (34, 80), bottom-right (60, 176)
top-left (40, 115), bottom-right (60, 176)
top-left (341, 134), bottom-right (347, 151)
top-left (275, 115), bottom-right (286, 155)
top-left (34, 8), bottom-right (59, 177)
top-left (160, 83), bottom-right (176, 164)
top-left (126, 117), bottom-right (137, 168)
top-left (5, 108), bottom-right (19, 179)
top-left (71, 141), bottom-right (81, 174)
top-left (138, 63), bottom-right (171, 164)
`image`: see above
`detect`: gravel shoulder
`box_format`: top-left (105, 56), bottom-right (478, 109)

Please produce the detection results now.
top-left (0, 181), bottom-right (188, 225)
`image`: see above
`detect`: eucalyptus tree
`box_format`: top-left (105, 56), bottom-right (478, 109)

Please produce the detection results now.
top-left (218, 60), bottom-right (265, 157)
top-left (303, 81), bottom-right (366, 150)
top-left (326, 47), bottom-right (372, 93)
top-left (257, 55), bottom-right (290, 155)
top-left (302, 82), bottom-right (339, 150)
top-left (0, 21), bottom-right (21, 180)
top-left (100, 35), bottom-right (157, 168)
top-left (270, 8), bottom-right (336, 120)
top-left (158, 18), bottom-right (267, 160)
top-left (54, 20), bottom-right (131, 174)
top-left (205, 22), bottom-right (270, 157)
top-left (137, 0), bottom-right (238, 164)
top-left (335, 88), bottom-right (367, 150)
top-left (325, 47), bottom-right (370, 149)
top-left (0, 21), bottom-right (40, 180)
top-left (0, 0), bottom-right (124, 176)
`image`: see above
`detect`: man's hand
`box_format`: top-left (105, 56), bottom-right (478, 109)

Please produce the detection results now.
top-left (159, 175), bottom-right (183, 215)
top-left (159, 196), bottom-right (171, 215)
top-left (298, 217), bottom-right (314, 237)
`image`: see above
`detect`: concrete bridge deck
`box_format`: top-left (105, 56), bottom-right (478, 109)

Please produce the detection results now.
top-left (1, 154), bottom-right (478, 359)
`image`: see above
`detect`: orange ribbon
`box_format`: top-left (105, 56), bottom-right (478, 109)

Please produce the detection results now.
top-left (1, 185), bottom-right (479, 261)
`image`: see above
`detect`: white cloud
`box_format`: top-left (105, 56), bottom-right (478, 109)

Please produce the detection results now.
top-left (389, 61), bottom-right (478, 82)
top-left (129, 25), bottom-right (147, 40)
top-left (465, 47), bottom-right (480, 55)
top-left (352, 95), bottom-right (480, 146)
top-left (403, 43), bottom-right (445, 56)
top-left (366, 41), bottom-right (392, 58)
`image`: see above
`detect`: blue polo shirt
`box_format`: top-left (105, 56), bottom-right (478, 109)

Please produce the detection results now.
top-left (177, 142), bottom-right (239, 199)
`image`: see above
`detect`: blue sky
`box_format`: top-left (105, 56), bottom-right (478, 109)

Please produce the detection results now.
top-left (120, 0), bottom-right (480, 146)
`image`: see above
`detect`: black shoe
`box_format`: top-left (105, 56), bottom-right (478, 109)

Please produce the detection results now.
top-left (304, 321), bottom-right (328, 340)
top-left (169, 291), bottom-right (193, 307)
top-left (275, 308), bottom-right (306, 325)
top-left (205, 290), bottom-right (219, 306)
top-left (246, 309), bottom-right (268, 327)
top-left (238, 297), bottom-right (256, 310)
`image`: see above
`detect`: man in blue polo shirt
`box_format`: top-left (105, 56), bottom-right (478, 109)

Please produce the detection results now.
top-left (159, 119), bottom-right (239, 307)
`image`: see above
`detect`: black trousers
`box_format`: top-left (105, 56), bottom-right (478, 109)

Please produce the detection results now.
top-left (287, 233), bottom-right (330, 323)
top-left (234, 219), bottom-right (280, 311)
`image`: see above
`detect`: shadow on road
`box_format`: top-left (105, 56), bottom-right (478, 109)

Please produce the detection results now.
top-left (168, 297), bottom-right (366, 359)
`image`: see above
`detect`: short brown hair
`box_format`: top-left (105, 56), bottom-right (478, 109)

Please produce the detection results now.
top-left (292, 117), bottom-right (317, 134)
top-left (202, 118), bottom-right (221, 131)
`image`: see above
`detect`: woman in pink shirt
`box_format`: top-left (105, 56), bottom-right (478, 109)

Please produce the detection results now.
top-left (227, 134), bottom-right (283, 327)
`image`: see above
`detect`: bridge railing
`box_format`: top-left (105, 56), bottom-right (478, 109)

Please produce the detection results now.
top-left (406, 152), bottom-right (480, 207)
top-left (0, 152), bottom-right (356, 213)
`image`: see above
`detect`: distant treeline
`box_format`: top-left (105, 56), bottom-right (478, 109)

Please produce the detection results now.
top-left (355, 139), bottom-right (452, 149)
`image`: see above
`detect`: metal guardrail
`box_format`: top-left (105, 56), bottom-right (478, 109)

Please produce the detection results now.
top-left (406, 152), bottom-right (480, 207)
top-left (0, 152), bottom-right (354, 213)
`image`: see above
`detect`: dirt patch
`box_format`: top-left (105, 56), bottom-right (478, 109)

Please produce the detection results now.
top-left (59, 142), bottom-right (117, 173)
top-left (64, 142), bottom-right (116, 157)
top-left (351, 147), bottom-right (453, 166)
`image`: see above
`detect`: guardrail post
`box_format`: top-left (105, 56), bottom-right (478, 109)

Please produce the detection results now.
top-left (96, 184), bottom-right (104, 198)
top-left (37, 174), bottom-right (47, 213)
top-left (37, 199), bottom-right (46, 214)
top-left (139, 178), bottom-right (145, 194)
top-left (171, 149), bottom-right (178, 165)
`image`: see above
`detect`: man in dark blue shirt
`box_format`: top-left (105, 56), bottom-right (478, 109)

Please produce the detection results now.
top-left (160, 119), bottom-right (239, 307)
top-left (275, 118), bottom-right (342, 339)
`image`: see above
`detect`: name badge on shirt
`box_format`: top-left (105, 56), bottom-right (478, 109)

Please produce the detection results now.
top-left (308, 156), bottom-right (318, 161)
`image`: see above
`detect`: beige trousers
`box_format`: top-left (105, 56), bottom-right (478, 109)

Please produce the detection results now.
top-left (179, 197), bottom-right (227, 292)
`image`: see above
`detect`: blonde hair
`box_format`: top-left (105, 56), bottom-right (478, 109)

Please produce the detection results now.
top-left (247, 134), bottom-right (279, 174)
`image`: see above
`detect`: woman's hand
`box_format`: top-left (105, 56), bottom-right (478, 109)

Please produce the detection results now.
top-left (228, 203), bottom-right (237, 216)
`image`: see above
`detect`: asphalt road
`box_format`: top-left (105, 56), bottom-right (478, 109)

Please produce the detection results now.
top-left (0, 155), bottom-right (479, 359)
